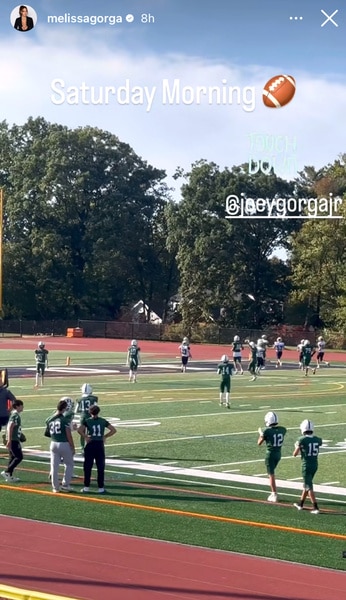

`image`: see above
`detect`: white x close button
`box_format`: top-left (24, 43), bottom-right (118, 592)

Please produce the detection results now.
top-left (321, 9), bottom-right (339, 27)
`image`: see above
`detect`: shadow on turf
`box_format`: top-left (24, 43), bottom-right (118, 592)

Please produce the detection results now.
top-left (77, 482), bottom-right (257, 504)
top-left (108, 455), bottom-right (215, 462)
top-left (0, 574), bottom-right (324, 599)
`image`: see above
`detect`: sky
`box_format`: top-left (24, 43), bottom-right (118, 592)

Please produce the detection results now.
top-left (1, 0), bottom-right (345, 206)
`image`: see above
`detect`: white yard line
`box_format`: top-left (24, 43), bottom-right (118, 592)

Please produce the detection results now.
top-left (23, 449), bottom-right (346, 497)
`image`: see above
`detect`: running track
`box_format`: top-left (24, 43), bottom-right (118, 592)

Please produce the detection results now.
top-left (1, 516), bottom-right (345, 600)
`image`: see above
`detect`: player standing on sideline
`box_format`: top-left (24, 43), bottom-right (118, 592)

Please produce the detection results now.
top-left (1, 399), bottom-right (24, 483)
top-left (293, 419), bottom-right (322, 514)
top-left (246, 341), bottom-right (257, 381)
top-left (255, 339), bottom-right (265, 374)
top-left (0, 370), bottom-right (17, 446)
top-left (302, 339), bottom-right (316, 376)
top-left (45, 398), bottom-right (75, 493)
top-left (126, 339), bottom-right (141, 382)
top-left (217, 355), bottom-right (233, 408)
top-left (74, 384), bottom-right (98, 454)
top-left (48, 396), bottom-right (76, 481)
top-left (34, 341), bottom-right (49, 388)
top-left (258, 411), bottom-right (287, 502)
top-left (315, 336), bottom-right (330, 368)
top-left (78, 404), bottom-right (116, 494)
top-left (273, 337), bottom-right (285, 368)
top-left (178, 337), bottom-right (192, 372)
top-left (231, 335), bottom-right (244, 374)
top-left (297, 339), bottom-right (305, 369)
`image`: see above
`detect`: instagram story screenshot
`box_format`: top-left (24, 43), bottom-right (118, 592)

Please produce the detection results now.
top-left (1, 2), bottom-right (346, 595)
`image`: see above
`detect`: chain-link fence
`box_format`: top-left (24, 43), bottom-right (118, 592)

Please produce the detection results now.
top-left (0, 319), bottom-right (344, 347)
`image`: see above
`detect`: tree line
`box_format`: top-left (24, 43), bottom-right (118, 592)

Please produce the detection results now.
top-left (0, 117), bottom-right (345, 331)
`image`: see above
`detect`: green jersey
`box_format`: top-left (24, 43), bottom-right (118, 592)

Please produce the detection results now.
top-left (8, 410), bottom-right (22, 442)
top-left (217, 363), bottom-right (233, 379)
top-left (302, 344), bottom-right (314, 358)
top-left (83, 416), bottom-right (110, 441)
top-left (75, 394), bottom-right (98, 416)
top-left (232, 342), bottom-right (243, 353)
top-left (262, 426), bottom-right (287, 454)
top-left (63, 407), bottom-right (75, 426)
top-left (128, 345), bottom-right (140, 367)
top-left (45, 414), bottom-right (70, 442)
top-left (296, 435), bottom-right (322, 467)
top-left (35, 348), bottom-right (49, 364)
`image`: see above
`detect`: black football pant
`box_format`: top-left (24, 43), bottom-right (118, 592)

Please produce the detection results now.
top-left (7, 441), bottom-right (23, 475)
top-left (83, 441), bottom-right (105, 488)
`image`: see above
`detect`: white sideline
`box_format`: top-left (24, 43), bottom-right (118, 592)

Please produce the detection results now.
top-left (24, 449), bottom-right (346, 497)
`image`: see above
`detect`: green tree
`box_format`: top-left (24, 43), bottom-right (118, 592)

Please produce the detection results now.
top-left (289, 158), bottom-right (346, 329)
top-left (166, 160), bottom-right (297, 329)
top-left (0, 117), bottom-right (175, 319)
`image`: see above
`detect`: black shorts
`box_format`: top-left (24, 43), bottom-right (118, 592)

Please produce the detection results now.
top-left (317, 352), bottom-right (324, 361)
top-left (0, 415), bottom-right (9, 429)
top-left (257, 357), bottom-right (264, 367)
top-left (276, 351), bottom-right (283, 359)
top-left (181, 356), bottom-right (189, 366)
top-left (233, 356), bottom-right (242, 363)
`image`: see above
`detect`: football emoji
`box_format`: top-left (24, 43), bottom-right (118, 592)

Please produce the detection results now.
top-left (262, 75), bottom-right (296, 108)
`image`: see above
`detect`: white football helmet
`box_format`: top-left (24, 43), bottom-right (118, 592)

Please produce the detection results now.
top-left (300, 339), bottom-right (305, 344)
top-left (318, 336), bottom-right (323, 341)
top-left (233, 335), bottom-right (240, 342)
top-left (131, 339), bottom-right (137, 346)
top-left (81, 383), bottom-right (93, 395)
top-left (264, 411), bottom-right (278, 426)
top-left (257, 339), bottom-right (264, 347)
top-left (61, 397), bottom-right (74, 412)
top-left (182, 337), bottom-right (189, 344)
top-left (277, 337), bottom-right (282, 342)
top-left (221, 354), bottom-right (229, 362)
top-left (261, 335), bottom-right (268, 341)
top-left (38, 341), bottom-right (45, 348)
top-left (249, 341), bottom-right (256, 348)
top-left (304, 339), bottom-right (310, 346)
top-left (300, 419), bottom-right (314, 434)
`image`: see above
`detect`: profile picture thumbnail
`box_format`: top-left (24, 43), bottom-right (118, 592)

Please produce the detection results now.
top-left (11, 5), bottom-right (37, 32)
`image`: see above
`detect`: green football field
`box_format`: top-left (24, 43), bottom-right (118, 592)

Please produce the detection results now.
top-left (1, 350), bottom-right (346, 571)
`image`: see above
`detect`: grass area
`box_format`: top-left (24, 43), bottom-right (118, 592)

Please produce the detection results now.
top-left (1, 351), bottom-right (346, 570)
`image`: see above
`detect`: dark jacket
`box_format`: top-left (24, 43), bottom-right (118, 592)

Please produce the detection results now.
top-left (0, 387), bottom-right (16, 417)
top-left (14, 16), bottom-right (34, 31)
